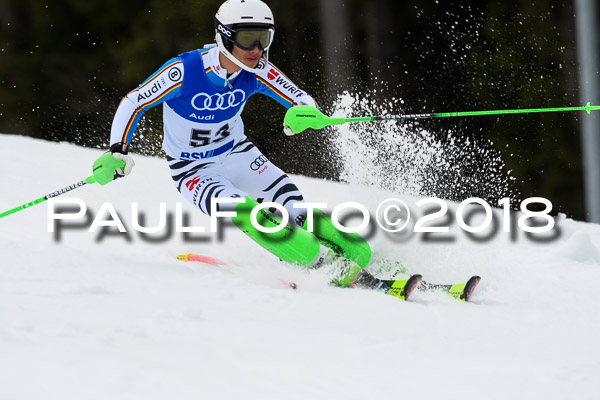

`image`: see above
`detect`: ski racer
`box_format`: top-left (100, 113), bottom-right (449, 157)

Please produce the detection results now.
top-left (92, 0), bottom-right (374, 288)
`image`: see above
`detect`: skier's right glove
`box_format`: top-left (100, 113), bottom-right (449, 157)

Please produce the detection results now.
top-left (92, 143), bottom-right (135, 185)
top-left (283, 125), bottom-right (295, 136)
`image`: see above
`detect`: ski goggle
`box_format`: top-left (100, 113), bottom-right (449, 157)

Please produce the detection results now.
top-left (234, 28), bottom-right (274, 51)
top-left (216, 20), bottom-right (274, 51)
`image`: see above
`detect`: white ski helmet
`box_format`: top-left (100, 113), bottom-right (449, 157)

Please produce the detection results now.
top-left (215, 0), bottom-right (275, 73)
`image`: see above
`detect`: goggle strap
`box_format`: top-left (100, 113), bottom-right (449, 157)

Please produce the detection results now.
top-left (215, 18), bottom-right (236, 42)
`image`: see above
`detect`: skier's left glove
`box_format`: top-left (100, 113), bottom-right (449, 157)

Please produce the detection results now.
top-left (92, 143), bottom-right (135, 186)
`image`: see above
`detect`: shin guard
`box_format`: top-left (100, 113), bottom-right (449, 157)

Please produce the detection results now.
top-left (307, 209), bottom-right (372, 268)
top-left (230, 196), bottom-right (322, 266)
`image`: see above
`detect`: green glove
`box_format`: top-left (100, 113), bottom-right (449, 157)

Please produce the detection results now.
top-left (92, 152), bottom-right (128, 186)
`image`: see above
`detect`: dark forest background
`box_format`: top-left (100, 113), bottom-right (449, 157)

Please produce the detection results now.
top-left (0, 0), bottom-right (595, 220)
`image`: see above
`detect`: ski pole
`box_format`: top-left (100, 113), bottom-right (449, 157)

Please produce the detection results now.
top-left (0, 176), bottom-right (96, 219)
top-left (0, 152), bottom-right (125, 219)
top-left (283, 102), bottom-right (600, 134)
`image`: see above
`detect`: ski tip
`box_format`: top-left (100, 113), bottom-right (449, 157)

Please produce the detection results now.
top-left (400, 274), bottom-right (423, 301)
top-left (460, 275), bottom-right (481, 302)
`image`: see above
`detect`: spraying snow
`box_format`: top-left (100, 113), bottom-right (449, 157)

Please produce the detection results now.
top-left (329, 91), bottom-right (517, 203)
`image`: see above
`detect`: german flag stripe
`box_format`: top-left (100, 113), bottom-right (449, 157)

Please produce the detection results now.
top-left (256, 76), bottom-right (295, 106)
top-left (120, 82), bottom-right (182, 143)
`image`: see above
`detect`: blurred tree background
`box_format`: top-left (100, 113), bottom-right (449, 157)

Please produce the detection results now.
top-left (0, 0), bottom-right (593, 220)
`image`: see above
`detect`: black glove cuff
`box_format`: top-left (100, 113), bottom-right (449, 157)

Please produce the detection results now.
top-left (110, 142), bottom-right (129, 155)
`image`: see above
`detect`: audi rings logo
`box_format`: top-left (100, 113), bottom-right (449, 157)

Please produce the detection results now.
top-left (191, 89), bottom-right (246, 111)
top-left (250, 155), bottom-right (269, 171)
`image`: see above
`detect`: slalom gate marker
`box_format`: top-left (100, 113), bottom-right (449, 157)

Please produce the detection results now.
top-left (283, 102), bottom-right (600, 133)
top-left (176, 253), bottom-right (297, 289)
top-left (176, 253), bottom-right (227, 266)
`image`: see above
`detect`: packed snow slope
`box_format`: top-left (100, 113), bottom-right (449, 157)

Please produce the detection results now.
top-left (1, 133), bottom-right (599, 400)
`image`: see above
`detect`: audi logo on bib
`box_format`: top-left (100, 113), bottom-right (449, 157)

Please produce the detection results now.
top-left (191, 89), bottom-right (246, 111)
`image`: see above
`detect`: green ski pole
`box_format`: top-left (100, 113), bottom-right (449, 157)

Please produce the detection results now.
top-left (0, 152), bottom-right (125, 219)
top-left (283, 102), bottom-right (600, 134)
top-left (0, 176), bottom-right (96, 219)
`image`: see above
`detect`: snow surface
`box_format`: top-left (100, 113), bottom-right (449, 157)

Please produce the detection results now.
top-left (1, 133), bottom-right (599, 400)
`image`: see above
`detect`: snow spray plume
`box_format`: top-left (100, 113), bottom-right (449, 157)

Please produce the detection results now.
top-left (326, 91), bottom-right (518, 203)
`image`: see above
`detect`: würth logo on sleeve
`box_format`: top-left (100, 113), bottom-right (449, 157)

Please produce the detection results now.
top-left (267, 68), bottom-right (279, 80)
top-left (185, 176), bottom-right (201, 191)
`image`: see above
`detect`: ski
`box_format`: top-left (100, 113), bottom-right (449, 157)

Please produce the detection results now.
top-left (418, 275), bottom-right (481, 301)
top-left (382, 260), bottom-right (481, 302)
top-left (381, 274), bottom-right (423, 301)
top-left (176, 253), bottom-right (298, 289)
top-left (346, 267), bottom-right (422, 301)
top-left (175, 253), bottom-right (480, 301)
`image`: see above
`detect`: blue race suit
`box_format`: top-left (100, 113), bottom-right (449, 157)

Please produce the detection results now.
top-left (109, 44), bottom-right (318, 225)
